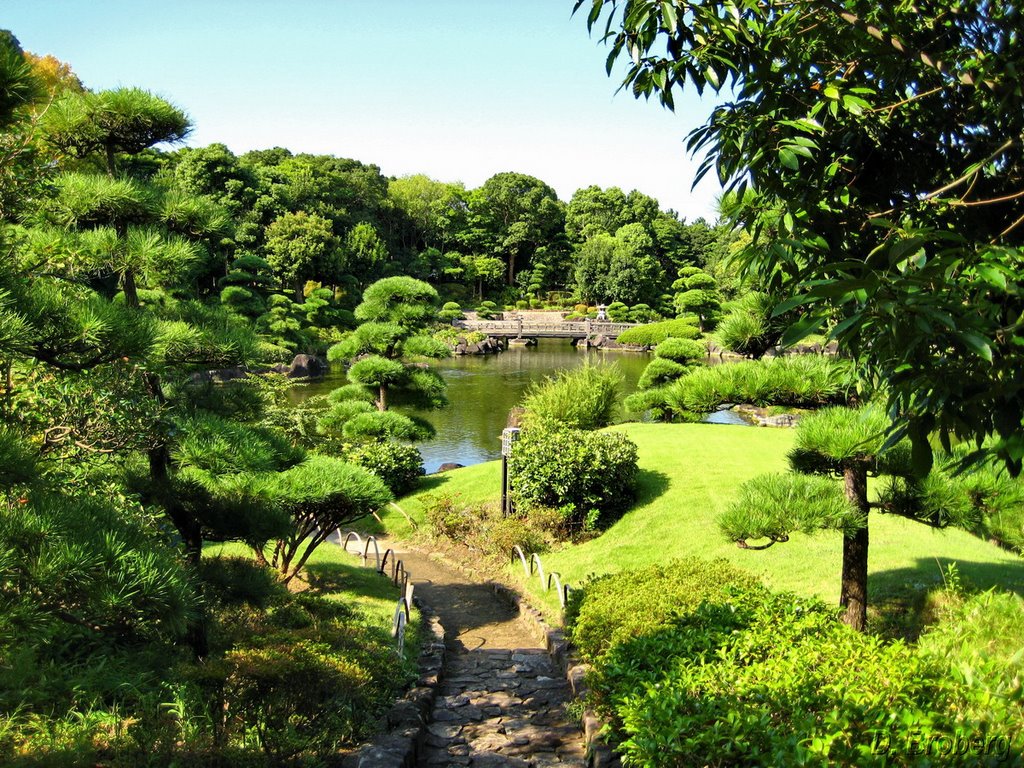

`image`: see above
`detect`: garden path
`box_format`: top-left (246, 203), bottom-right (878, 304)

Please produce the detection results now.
top-left (392, 544), bottom-right (587, 768)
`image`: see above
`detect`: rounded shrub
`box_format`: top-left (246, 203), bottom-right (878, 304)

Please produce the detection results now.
top-left (628, 304), bottom-right (660, 323)
top-left (567, 558), bottom-right (763, 661)
top-left (653, 337), bottom-right (707, 364)
top-left (475, 300), bottom-right (499, 319)
top-left (521, 364), bottom-right (623, 430)
top-left (606, 301), bottom-right (629, 321)
top-left (438, 301), bottom-right (464, 323)
top-left (508, 424), bottom-right (639, 532)
top-left (636, 357), bottom-right (689, 390)
top-left (343, 440), bottom-right (424, 495)
top-left (616, 318), bottom-right (701, 346)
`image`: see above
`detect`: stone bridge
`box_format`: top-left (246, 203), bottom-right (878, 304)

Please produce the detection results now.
top-left (455, 318), bottom-right (636, 346)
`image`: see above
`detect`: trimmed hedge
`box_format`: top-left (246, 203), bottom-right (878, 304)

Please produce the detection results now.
top-left (616, 318), bottom-right (701, 346)
top-left (569, 561), bottom-right (1024, 767)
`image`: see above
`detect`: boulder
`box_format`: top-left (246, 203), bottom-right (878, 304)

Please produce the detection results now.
top-left (287, 354), bottom-right (326, 379)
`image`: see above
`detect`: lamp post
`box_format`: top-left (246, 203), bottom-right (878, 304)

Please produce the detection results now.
top-left (501, 427), bottom-right (521, 516)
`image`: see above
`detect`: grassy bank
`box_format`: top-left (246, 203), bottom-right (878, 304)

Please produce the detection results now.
top-left (387, 423), bottom-right (1024, 630)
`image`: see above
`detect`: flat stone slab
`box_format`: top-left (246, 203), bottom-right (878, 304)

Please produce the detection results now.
top-left (387, 545), bottom-right (587, 768)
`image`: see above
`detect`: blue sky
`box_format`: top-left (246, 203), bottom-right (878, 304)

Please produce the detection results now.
top-left (4, 1), bottom-right (723, 220)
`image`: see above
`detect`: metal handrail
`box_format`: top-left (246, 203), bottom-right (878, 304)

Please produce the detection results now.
top-left (512, 545), bottom-right (530, 577)
top-left (392, 598), bottom-right (408, 656)
top-left (336, 530), bottom-right (414, 653)
top-left (514, 548), bottom-right (571, 609)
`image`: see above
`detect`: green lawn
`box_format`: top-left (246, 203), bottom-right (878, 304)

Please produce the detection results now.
top-left (387, 423), bottom-right (1024, 631)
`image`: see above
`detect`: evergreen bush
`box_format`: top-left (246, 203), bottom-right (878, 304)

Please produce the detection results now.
top-left (616, 318), bottom-right (701, 346)
top-left (509, 424), bottom-right (638, 531)
top-left (570, 562), bottom-right (1024, 767)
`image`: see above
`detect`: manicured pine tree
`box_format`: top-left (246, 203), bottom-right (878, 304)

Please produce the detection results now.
top-left (325, 276), bottom-right (449, 441)
top-left (720, 406), bottom-right (981, 631)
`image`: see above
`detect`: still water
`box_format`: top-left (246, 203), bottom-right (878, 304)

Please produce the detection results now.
top-left (292, 339), bottom-right (651, 473)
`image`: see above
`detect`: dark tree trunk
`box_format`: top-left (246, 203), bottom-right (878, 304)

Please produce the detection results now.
top-left (122, 268), bottom-right (140, 309)
top-left (507, 252), bottom-right (516, 285)
top-left (840, 465), bottom-right (870, 631)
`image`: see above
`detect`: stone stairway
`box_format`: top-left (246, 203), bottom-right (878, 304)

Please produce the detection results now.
top-left (392, 546), bottom-right (587, 768)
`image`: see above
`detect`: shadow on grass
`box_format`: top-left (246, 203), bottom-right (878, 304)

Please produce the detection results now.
top-left (869, 557), bottom-right (1024, 640)
top-left (410, 473), bottom-right (451, 495)
top-left (302, 558), bottom-right (399, 602)
top-left (634, 468), bottom-right (671, 506)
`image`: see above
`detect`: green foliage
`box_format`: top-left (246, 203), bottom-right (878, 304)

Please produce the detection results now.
top-left (605, 590), bottom-right (986, 767)
top-left (199, 555), bottom-right (287, 609)
top-left (355, 275), bottom-right (439, 329)
top-left (720, 473), bottom-right (861, 544)
top-left (919, 589), bottom-right (1024, 737)
top-left (171, 413), bottom-right (304, 476)
top-left (341, 439), bottom-right (424, 495)
top-left (475, 299), bottom-right (499, 319)
top-left (326, 277), bottom-right (447, 425)
top-left (606, 301), bottom-right (629, 322)
top-left (575, 0), bottom-right (1024, 473)
top-left (615, 318), bottom-right (700, 346)
top-left (348, 354), bottom-right (407, 388)
top-left (566, 558), bottom-right (761, 662)
top-left (521, 363), bottom-right (623, 430)
top-left (636, 357), bottom-right (689, 390)
top-left (568, 552), bottom-right (1024, 767)
top-left (258, 456), bottom-right (393, 581)
top-left (653, 336), bottom-right (706, 364)
top-left (665, 356), bottom-right (854, 416)
top-left (672, 266), bottom-right (720, 330)
top-left (0, 493), bottom-right (197, 642)
top-left (219, 284), bottom-right (266, 317)
top-left (263, 210), bottom-right (342, 295)
top-left (438, 300), bottom-right (464, 322)
top-left (788, 405), bottom-right (895, 471)
top-left (43, 87), bottom-right (190, 162)
top-left (627, 303), bottom-right (660, 323)
top-left (422, 493), bottom-right (554, 557)
top-left (509, 424), bottom-right (639, 531)
top-left (714, 291), bottom-right (784, 358)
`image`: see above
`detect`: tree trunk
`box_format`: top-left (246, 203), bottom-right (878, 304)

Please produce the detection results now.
top-left (507, 251), bottom-right (516, 286)
top-left (377, 384), bottom-right (387, 412)
top-left (840, 465), bottom-right (870, 631)
top-left (295, 279), bottom-right (304, 303)
top-left (122, 268), bottom-right (140, 309)
top-left (104, 143), bottom-right (117, 178)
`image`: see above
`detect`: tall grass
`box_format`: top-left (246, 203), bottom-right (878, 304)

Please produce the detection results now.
top-left (521, 363), bottom-right (624, 430)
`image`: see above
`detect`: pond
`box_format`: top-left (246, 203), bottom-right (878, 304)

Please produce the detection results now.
top-left (291, 339), bottom-right (651, 473)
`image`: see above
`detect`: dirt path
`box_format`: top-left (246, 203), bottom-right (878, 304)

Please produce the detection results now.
top-left (389, 543), bottom-right (587, 768)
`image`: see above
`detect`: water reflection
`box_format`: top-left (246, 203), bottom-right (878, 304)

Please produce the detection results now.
top-left (293, 340), bottom-right (650, 472)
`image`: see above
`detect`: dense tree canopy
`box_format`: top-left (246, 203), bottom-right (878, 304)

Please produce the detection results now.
top-left (576, 0), bottom-right (1024, 473)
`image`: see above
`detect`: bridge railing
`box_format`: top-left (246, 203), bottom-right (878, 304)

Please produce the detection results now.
top-left (455, 319), bottom-right (635, 337)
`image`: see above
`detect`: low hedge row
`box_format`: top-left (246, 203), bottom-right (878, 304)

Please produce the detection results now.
top-left (568, 559), bottom-right (1024, 767)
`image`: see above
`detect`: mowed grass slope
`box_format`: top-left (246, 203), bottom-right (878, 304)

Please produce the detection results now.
top-left (388, 423), bottom-right (1024, 624)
